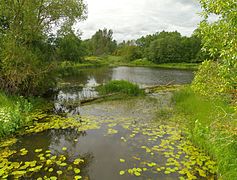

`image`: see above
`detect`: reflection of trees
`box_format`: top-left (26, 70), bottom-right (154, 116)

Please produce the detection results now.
top-left (62, 67), bottom-right (113, 86)
top-left (54, 67), bottom-right (114, 115)
top-left (49, 129), bottom-right (87, 144)
top-left (79, 152), bottom-right (94, 179)
top-left (48, 129), bottom-right (94, 178)
top-left (11, 128), bottom-right (94, 179)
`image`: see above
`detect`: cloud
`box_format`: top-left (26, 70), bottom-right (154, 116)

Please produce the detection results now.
top-left (75, 0), bottom-right (202, 42)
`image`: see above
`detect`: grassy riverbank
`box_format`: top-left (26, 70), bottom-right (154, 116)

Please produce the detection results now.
top-left (58, 56), bottom-right (200, 75)
top-left (173, 87), bottom-right (237, 179)
top-left (95, 55), bottom-right (200, 70)
top-left (0, 91), bottom-right (47, 138)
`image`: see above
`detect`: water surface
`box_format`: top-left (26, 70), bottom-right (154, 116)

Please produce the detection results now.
top-left (0, 67), bottom-right (216, 180)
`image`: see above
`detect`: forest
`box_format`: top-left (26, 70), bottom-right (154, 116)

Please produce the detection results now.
top-left (0, 0), bottom-right (236, 179)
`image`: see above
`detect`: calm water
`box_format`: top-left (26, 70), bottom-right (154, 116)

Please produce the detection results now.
top-left (54, 66), bottom-right (194, 114)
top-left (0, 67), bottom-right (216, 180)
top-left (62, 66), bottom-right (194, 87)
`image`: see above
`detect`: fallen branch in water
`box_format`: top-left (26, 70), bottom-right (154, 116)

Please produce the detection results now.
top-left (80, 93), bottom-right (118, 105)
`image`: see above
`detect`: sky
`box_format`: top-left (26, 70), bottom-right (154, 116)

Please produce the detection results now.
top-left (76, 0), bottom-right (202, 42)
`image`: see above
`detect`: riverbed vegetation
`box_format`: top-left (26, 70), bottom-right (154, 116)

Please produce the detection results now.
top-left (97, 80), bottom-right (144, 96)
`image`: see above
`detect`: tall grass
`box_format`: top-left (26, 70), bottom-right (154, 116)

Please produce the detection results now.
top-left (97, 80), bottom-right (144, 96)
top-left (173, 87), bottom-right (237, 179)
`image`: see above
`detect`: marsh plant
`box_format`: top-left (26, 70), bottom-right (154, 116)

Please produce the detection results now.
top-left (0, 92), bottom-right (37, 137)
top-left (97, 80), bottom-right (144, 96)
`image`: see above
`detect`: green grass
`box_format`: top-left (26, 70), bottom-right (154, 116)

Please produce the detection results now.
top-left (104, 56), bottom-right (200, 70)
top-left (97, 80), bottom-right (144, 96)
top-left (173, 87), bottom-right (237, 179)
top-left (105, 56), bottom-right (200, 70)
top-left (154, 63), bottom-right (200, 70)
top-left (58, 56), bottom-right (200, 76)
top-left (0, 91), bottom-right (46, 138)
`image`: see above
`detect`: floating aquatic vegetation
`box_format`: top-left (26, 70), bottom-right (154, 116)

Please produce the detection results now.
top-left (119, 170), bottom-right (125, 175)
top-left (107, 128), bottom-right (118, 135)
top-left (119, 159), bottom-right (125, 163)
top-left (0, 138), bottom-right (17, 148)
top-left (0, 147), bottom-right (85, 179)
top-left (0, 97), bottom-right (217, 179)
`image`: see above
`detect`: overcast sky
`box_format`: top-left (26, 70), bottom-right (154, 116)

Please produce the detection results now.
top-left (76, 0), bottom-right (202, 42)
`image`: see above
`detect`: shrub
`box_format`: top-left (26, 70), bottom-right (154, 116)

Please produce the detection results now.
top-left (0, 91), bottom-right (33, 137)
top-left (191, 61), bottom-right (232, 101)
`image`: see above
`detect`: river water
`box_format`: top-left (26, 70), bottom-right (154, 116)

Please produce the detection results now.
top-left (0, 67), bottom-right (217, 180)
top-left (54, 67), bottom-right (194, 114)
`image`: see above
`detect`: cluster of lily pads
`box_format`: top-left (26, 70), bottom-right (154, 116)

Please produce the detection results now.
top-left (0, 145), bottom-right (85, 179)
top-left (19, 111), bottom-right (101, 135)
top-left (110, 122), bottom-right (216, 179)
top-left (81, 100), bottom-right (217, 179)
top-left (0, 110), bottom-right (101, 179)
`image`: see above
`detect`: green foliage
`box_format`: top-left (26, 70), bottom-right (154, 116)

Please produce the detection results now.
top-left (97, 80), bottom-right (144, 96)
top-left (0, 0), bottom-right (87, 95)
top-left (0, 91), bottom-right (34, 137)
top-left (173, 87), bottom-right (237, 179)
top-left (136, 31), bottom-right (202, 63)
top-left (115, 41), bottom-right (142, 61)
top-left (85, 28), bottom-right (117, 56)
top-left (130, 59), bottom-right (155, 66)
top-left (194, 0), bottom-right (237, 103)
top-left (192, 61), bottom-right (231, 100)
top-left (56, 32), bottom-right (86, 62)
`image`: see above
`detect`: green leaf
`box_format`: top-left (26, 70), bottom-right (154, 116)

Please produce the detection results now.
top-left (62, 147), bottom-right (67, 151)
top-left (35, 149), bottom-right (43, 153)
top-left (119, 159), bottom-right (125, 163)
top-left (74, 175), bottom-right (82, 180)
top-left (119, 170), bottom-right (125, 175)
top-left (57, 171), bottom-right (63, 175)
top-left (74, 168), bottom-right (81, 174)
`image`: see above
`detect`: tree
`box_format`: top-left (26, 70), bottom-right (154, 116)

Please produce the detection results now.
top-left (192, 0), bottom-right (237, 101)
top-left (136, 31), bottom-right (202, 63)
top-left (146, 31), bottom-right (182, 63)
top-left (89, 28), bottom-right (117, 55)
top-left (115, 40), bottom-right (142, 61)
top-left (0, 0), bottom-right (87, 95)
top-left (56, 32), bottom-right (86, 62)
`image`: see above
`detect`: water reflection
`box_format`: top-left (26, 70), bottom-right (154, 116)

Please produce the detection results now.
top-left (54, 66), bottom-right (194, 114)
top-left (112, 67), bottom-right (194, 87)
top-left (8, 96), bottom-right (216, 180)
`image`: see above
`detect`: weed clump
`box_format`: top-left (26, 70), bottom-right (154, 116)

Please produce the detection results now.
top-left (97, 80), bottom-right (144, 96)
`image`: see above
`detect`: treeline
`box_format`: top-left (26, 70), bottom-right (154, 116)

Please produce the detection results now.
top-left (82, 29), bottom-right (203, 64)
top-left (136, 31), bottom-right (203, 63)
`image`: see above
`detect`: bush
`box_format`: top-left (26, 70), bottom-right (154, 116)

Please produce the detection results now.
top-left (191, 61), bottom-right (232, 101)
top-left (0, 91), bottom-right (36, 137)
top-left (130, 59), bottom-right (155, 66)
top-left (97, 80), bottom-right (144, 96)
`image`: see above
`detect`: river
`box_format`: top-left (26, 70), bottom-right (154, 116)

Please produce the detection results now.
top-left (0, 67), bottom-right (216, 180)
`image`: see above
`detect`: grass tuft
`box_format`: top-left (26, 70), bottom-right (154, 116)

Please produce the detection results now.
top-left (97, 80), bottom-right (144, 96)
